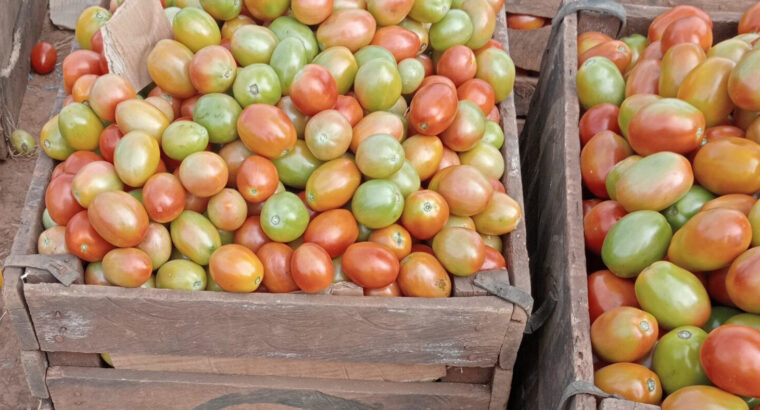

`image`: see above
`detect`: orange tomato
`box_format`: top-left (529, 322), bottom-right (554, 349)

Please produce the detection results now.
top-left (210, 244), bottom-right (264, 292)
top-left (257, 242), bottom-right (298, 294)
top-left (237, 104), bottom-right (297, 159)
top-left (303, 209), bottom-right (358, 258)
top-left (397, 252), bottom-right (451, 297)
top-left (290, 243), bottom-right (334, 293)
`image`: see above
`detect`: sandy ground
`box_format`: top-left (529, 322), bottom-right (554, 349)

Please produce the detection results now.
top-left (0, 13), bottom-right (73, 409)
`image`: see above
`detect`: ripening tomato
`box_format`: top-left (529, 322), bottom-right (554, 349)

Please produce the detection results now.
top-left (31, 41), bottom-right (57, 74)
top-left (595, 363), bottom-right (663, 405)
top-left (171, 210), bottom-right (222, 265)
top-left (706, 124), bottom-right (745, 141)
top-left (440, 101), bottom-right (486, 152)
top-left (65, 210), bottom-right (114, 262)
top-left (578, 32), bottom-right (612, 55)
top-left (303, 209), bottom-right (358, 258)
top-left (659, 42), bottom-right (706, 98)
top-left (351, 111), bottom-right (404, 152)
top-left (89, 74), bottom-right (136, 123)
top-left (579, 40), bottom-right (632, 73)
top-left (237, 104), bottom-right (296, 159)
top-left (115, 100), bottom-right (169, 142)
top-left (188, 46), bottom-right (236, 94)
top-left (678, 57), bottom-right (736, 127)
top-left (71, 161), bottom-right (123, 208)
top-left (740, 3), bottom-right (760, 34)
top-left (62, 151), bottom-right (103, 175)
top-left (628, 98), bottom-right (705, 155)
top-left (700, 325), bottom-right (760, 398)
top-left (726, 247), bottom-right (760, 314)
top-left (702, 194), bottom-right (756, 216)
top-left (209, 244), bottom-right (263, 292)
top-left (402, 135), bottom-right (443, 181)
top-left (706, 267), bottom-right (737, 307)
top-left (172, 8), bottom-right (220, 53)
top-left (507, 13), bottom-right (545, 30)
top-left (401, 190), bottom-right (449, 240)
top-left (583, 199), bottom-right (602, 216)
top-left (397, 252), bottom-right (451, 297)
top-left (305, 158), bottom-right (361, 211)
top-left (97, 125), bottom-right (123, 164)
top-left (625, 59), bottom-right (661, 97)
top-left (635, 261), bottom-right (711, 329)
top-left (602, 211), bottom-right (672, 278)
top-left (178, 151), bottom-right (228, 198)
top-left (409, 83), bottom-right (458, 136)
top-left (579, 104), bottom-right (621, 146)
top-left (369, 224), bottom-right (412, 259)
top-left (260, 192), bottom-right (310, 242)
top-left (58, 102), bottom-right (103, 151)
top-left (289, 64), bottom-right (338, 116)
top-left (219, 141), bottom-right (253, 187)
top-left (577, 57), bottom-right (625, 109)
top-left (71, 74), bottom-right (96, 103)
top-left (235, 215), bottom-right (271, 252)
top-left (290, 243), bottom-right (333, 293)
top-left (584, 201), bottom-right (627, 255)
top-left (354, 59), bottom-right (402, 112)
top-left (648, 5), bottom-right (712, 43)
top-left (75, 6), bottom-right (110, 50)
top-left (615, 152), bottom-right (693, 212)
top-left (662, 386), bottom-right (749, 410)
top-left (371, 26), bottom-right (420, 63)
top-left (46, 174), bottom-right (84, 226)
top-left (84, 262), bottom-right (110, 286)
top-left (617, 94), bottom-right (661, 139)
top-left (588, 270), bottom-right (638, 323)
top-left (729, 50), bottom-right (760, 111)
top-left (432, 227), bottom-right (486, 277)
top-left (436, 165), bottom-right (493, 217)
top-left (236, 155), bottom-right (279, 203)
top-left (142, 173), bottom-right (186, 223)
top-left (114, 131), bottom-right (160, 187)
top-left (457, 78), bottom-right (496, 117)
top-left (342, 242), bottom-right (399, 288)
top-left (436, 45), bottom-right (477, 86)
top-left (207, 189), bottom-right (247, 231)
top-left (317, 9), bottom-right (376, 52)
top-left (668, 208), bottom-right (752, 272)
top-left (102, 248), bottom-right (152, 287)
top-left (332, 95), bottom-right (363, 127)
top-left (304, 110), bottom-right (352, 161)
top-left (38, 226), bottom-right (68, 255)
top-left (291, 0), bottom-right (332, 25)
top-left (472, 192), bottom-right (521, 235)
top-left (136, 222), bottom-right (171, 269)
top-left (694, 137), bottom-right (760, 195)
top-left (661, 16), bottom-right (713, 53)
top-left (580, 131), bottom-right (632, 199)
top-left (591, 306), bottom-right (659, 363)
top-left (364, 281), bottom-right (402, 296)
top-left (256, 242), bottom-right (297, 293)
top-left (88, 191), bottom-right (149, 247)
top-left (62, 49), bottom-right (102, 94)
top-left (147, 39), bottom-right (196, 98)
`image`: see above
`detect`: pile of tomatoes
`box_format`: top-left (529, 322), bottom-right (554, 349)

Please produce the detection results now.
top-left (576, 3), bottom-right (760, 408)
top-left (37, 0), bottom-right (521, 298)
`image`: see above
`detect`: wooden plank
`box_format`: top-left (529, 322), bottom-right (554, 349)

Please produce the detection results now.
top-left (109, 354), bottom-right (446, 382)
top-left (0, 0), bottom-right (46, 160)
top-left (25, 284), bottom-right (512, 367)
top-left (506, 0), bottom-right (561, 18)
top-left (46, 352), bottom-right (102, 368)
top-left (452, 276), bottom-right (488, 297)
top-left (20, 350), bottom-right (48, 399)
top-left (2, 267), bottom-right (40, 350)
top-left (488, 367), bottom-right (511, 410)
top-left (441, 366), bottom-right (493, 384)
top-left (517, 118), bottom-right (525, 135)
top-left (514, 75), bottom-right (538, 117)
top-left (509, 26), bottom-right (552, 72)
top-left (598, 398), bottom-right (660, 410)
top-left (47, 366), bottom-right (492, 409)
top-left (49, 0), bottom-right (103, 30)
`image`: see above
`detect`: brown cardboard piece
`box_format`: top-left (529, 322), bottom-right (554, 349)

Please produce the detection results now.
top-left (101, 0), bottom-right (173, 91)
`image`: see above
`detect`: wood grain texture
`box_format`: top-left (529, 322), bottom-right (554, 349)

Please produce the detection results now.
top-left (46, 352), bottom-right (102, 368)
top-left (441, 367), bottom-right (494, 384)
top-left (49, 0), bottom-right (103, 29)
top-left (506, 0), bottom-right (561, 18)
top-left (3, 267), bottom-right (40, 350)
top-left (514, 75), bottom-right (539, 117)
top-left (598, 398), bottom-right (660, 410)
top-left (25, 284), bottom-right (512, 367)
top-left (47, 366), bottom-right (492, 410)
top-left (488, 367), bottom-right (512, 410)
top-left (509, 26), bottom-right (552, 72)
top-left (0, 0), bottom-right (46, 160)
top-left (20, 350), bottom-right (48, 398)
top-left (109, 354), bottom-right (446, 382)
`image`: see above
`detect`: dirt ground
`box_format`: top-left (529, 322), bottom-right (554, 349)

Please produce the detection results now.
top-left (0, 13), bottom-right (73, 409)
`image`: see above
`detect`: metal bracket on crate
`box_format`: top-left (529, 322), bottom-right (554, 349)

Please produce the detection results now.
top-left (556, 380), bottom-right (624, 410)
top-left (4, 254), bottom-right (82, 286)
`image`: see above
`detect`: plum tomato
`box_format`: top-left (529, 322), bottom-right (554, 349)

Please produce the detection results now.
top-left (587, 270), bottom-right (639, 323)
top-left (342, 242), bottom-right (399, 288)
top-left (209, 244), bottom-right (263, 292)
top-left (591, 306), bottom-right (659, 363)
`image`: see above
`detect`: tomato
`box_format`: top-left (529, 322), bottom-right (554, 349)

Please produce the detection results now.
top-left (302, 111), bottom-right (352, 162)
top-left (154, 259), bottom-right (205, 291)
top-left (659, 43), bottom-right (706, 98)
top-left (38, 226), bottom-right (68, 255)
top-left (726, 247), bottom-right (760, 314)
top-left (75, 6), bottom-right (110, 50)
top-left (64, 210), bottom-right (113, 262)
top-left (351, 180), bottom-right (404, 229)
top-left (661, 16), bottom-right (713, 53)
top-left (400, 189), bottom-right (449, 240)
top-left (235, 216), bottom-right (271, 252)
top-left (703, 306), bottom-right (742, 334)
top-left (290, 0), bottom-right (331, 25)
top-left (233, 64), bottom-right (282, 108)
top-left (402, 135), bottom-right (443, 181)
top-left (368, 224), bottom-right (411, 260)
top-left (635, 261), bottom-right (711, 329)
top-left (629, 99), bottom-right (704, 156)
top-left (87, 74), bottom-right (135, 123)
top-left (57, 102), bottom-right (103, 151)
top-left (648, 5), bottom-right (712, 43)
top-left (40, 115), bottom-right (75, 160)
top-left (84, 262), bottom-right (110, 286)
top-left (711, 39), bottom-right (751, 66)
top-left (220, 15), bottom-right (253, 40)
top-left (238, 104), bottom-right (296, 159)
top-left (30, 41), bottom-right (57, 74)
top-left (706, 124), bottom-right (745, 141)
top-left (354, 134), bottom-right (404, 179)
top-left (302, 209), bottom-right (358, 258)
top-left (429, 9), bottom-right (473, 51)
top-left (706, 267), bottom-right (736, 308)
top-left (625, 59), bottom-right (661, 97)
top-left (615, 152), bottom-right (693, 212)
top-left (602, 210), bottom-right (672, 278)
top-left (342, 242), bottom-right (399, 288)
top-left (455, 81), bottom-right (494, 120)
top-left (750, 201), bottom-right (760, 247)
top-left (229, 25), bottom-right (278, 66)
top-left (102, 248), bottom-right (152, 288)
top-left (584, 201), bottom-right (627, 255)
top-left (134, 223), bottom-right (171, 270)
top-left (578, 104), bottom-right (620, 146)
top-left (113, 131), bottom-right (160, 188)
top-left (588, 270), bottom-right (638, 323)
top-left (595, 363), bottom-right (662, 405)
top-left (353, 59), bottom-right (401, 112)
top-left (653, 326), bottom-right (711, 394)
top-left (254, 242), bottom-right (296, 293)
top-left (305, 158), bottom-right (361, 211)
top-left (580, 130), bottom-right (632, 198)
top-left (663, 185), bottom-right (715, 231)
top-left (170, 210), bottom-right (222, 265)
top-left (668, 208), bottom-right (752, 272)
top-left (702, 194), bottom-right (756, 216)
top-left (115, 100), bottom-right (170, 142)
top-left (729, 50), bottom-right (760, 111)
top-left (577, 57), bottom-right (625, 110)
top-left (407, 0), bottom-right (450, 23)
top-left (395, 252), bottom-right (450, 297)
top-left (172, 7), bottom-right (220, 53)
top-left (187, 46), bottom-right (236, 95)
top-left (206, 189), bottom-right (247, 232)
top-left (70, 161), bottom-right (122, 208)
top-left (62, 49), bottom-right (101, 94)
top-left (663, 385), bottom-right (749, 410)
top-left (70, 74), bottom-right (96, 104)
top-left (208, 244), bottom-right (263, 292)
top-left (260, 192), bottom-right (309, 242)
top-left (726, 314), bottom-right (760, 331)
top-left (591, 306), bottom-right (658, 363)
top-left (351, 111), bottom-right (404, 152)
top-left (333, 95), bottom-right (363, 127)
top-left (604, 156), bottom-right (640, 200)
top-left (740, 3), bottom-right (760, 34)
top-left (147, 39), bottom-right (196, 99)
top-left (409, 83), bottom-right (458, 137)
top-left (579, 41), bottom-right (632, 73)
top-left (355, 45), bottom-right (397, 67)
top-left (507, 13), bottom-right (545, 30)
top-left (367, 0), bottom-right (413, 26)
top-left (160, 122), bottom-right (207, 162)
top-left (474, 48), bottom-right (514, 103)
top-left (364, 281), bottom-right (402, 296)
top-left (310, 48), bottom-right (358, 96)
top-left (371, 26), bottom-right (420, 63)
top-left (317, 9), bottom-right (376, 52)
top-left (618, 94), bottom-right (661, 139)
top-left (272, 140), bottom-right (323, 189)
top-left (701, 325), bottom-right (760, 397)
top-left (578, 32), bottom-right (612, 55)
top-left (432, 227), bottom-right (485, 276)
top-left (231, 156), bottom-right (276, 205)
top-left (435, 165), bottom-right (493, 217)
top-left (677, 57), bottom-right (736, 127)
top-left (269, 16), bottom-right (319, 61)
top-left (695, 137), bottom-right (760, 195)
top-left (642, 41), bottom-right (665, 60)
top-left (621, 34), bottom-right (647, 71)
top-left (472, 192), bottom-right (521, 235)
top-left (88, 190), bottom-right (149, 248)
top-left (45, 174), bottom-right (84, 226)
top-left (283, 243), bottom-right (333, 293)
top-left (288, 64), bottom-right (338, 116)
top-left (142, 173), bottom-right (186, 224)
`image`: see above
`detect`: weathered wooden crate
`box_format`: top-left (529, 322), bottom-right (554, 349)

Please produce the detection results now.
top-left (4, 8), bottom-right (531, 410)
top-left (514, 1), bottom-right (745, 410)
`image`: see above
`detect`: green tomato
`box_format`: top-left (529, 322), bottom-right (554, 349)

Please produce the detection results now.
top-left (172, 7), bottom-right (221, 52)
top-left (232, 64), bottom-right (282, 106)
top-left (170, 211), bottom-right (222, 265)
top-left (476, 47), bottom-right (516, 102)
top-left (157, 259), bottom-right (207, 291)
top-left (230, 25), bottom-right (279, 66)
top-left (354, 45), bottom-right (396, 67)
top-left (663, 185), bottom-right (716, 231)
top-left (652, 326), bottom-right (710, 394)
top-left (58, 102), bottom-right (103, 151)
top-left (620, 33), bottom-right (647, 71)
top-left (429, 10), bottom-right (473, 51)
top-left (461, 0), bottom-right (494, 50)
top-left (387, 160), bottom-right (421, 198)
top-left (199, 0), bottom-right (241, 20)
top-left (270, 37), bottom-right (308, 95)
top-left (260, 192), bottom-right (310, 242)
top-left (351, 179), bottom-right (405, 229)
top-left (459, 142), bottom-right (504, 180)
top-left (193, 93), bottom-right (241, 144)
top-left (577, 56), bottom-right (626, 110)
top-left (218, 228), bottom-right (234, 245)
top-left (355, 134), bottom-right (405, 178)
top-left (399, 18), bottom-right (429, 53)
top-left (601, 210), bottom-right (673, 278)
top-left (354, 59), bottom-right (402, 112)
top-left (312, 46), bottom-right (358, 95)
top-left (398, 58), bottom-right (425, 94)
top-left (702, 306), bottom-right (742, 333)
top-left (268, 16), bottom-right (319, 61)
top-left (635, 261), bottom-right (711, 329)
top-left (726, 313), bottom-right (760, 331)
top-left (482, 120), bottom-right (504, 149)
top-left (40, 115), bottom-right (75, 160)
top-left (409, 0), bottom-right (452, 23)
top-left (161, 121), bottom-right (209, 160)
top-left (272, 140), bottom-right (323, 188)
top-left (42, 208), bottom-right (57, 229)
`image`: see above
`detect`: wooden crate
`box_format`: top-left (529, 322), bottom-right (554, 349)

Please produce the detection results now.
top-left (514, 2), bottom-right (744, 410)
top-left (4, 8), bottom-right (531, 410)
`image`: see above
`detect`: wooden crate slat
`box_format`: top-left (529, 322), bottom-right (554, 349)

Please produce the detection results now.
top-left (46, 352), bottom-right (102, 368)
top-left (598, 398), bottom-right (660, 410)
top-left (25, 284), bottom-right (512, 367)
top-left (47, 366), bottom-right (492, 410)
top-left (20, 350), bottom-right (49, 399)
top-left (108, 354), bottom-right (447, 382)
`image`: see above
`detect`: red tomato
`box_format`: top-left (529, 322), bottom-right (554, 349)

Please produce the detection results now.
top-left (45, 174), bottom-right (84, 225)
top-left (579, 104), bottom-right (621, 146)
top-left (371, 26), bottom-right (420, 62)
top-left (739, 3), bottom-right (760, 34)
top-left (583, 199), bottom-right (602, 216)
top-left (369, 224), bottom-right (412, 260)
top-left (507, 14), bottom-right (546, 30)
top-left (303, 209), bottom-right (358, 258)
top-left (648, 5), bottom-right (712, 42)
top-left (707, 267), bottom-right (736, 307)
top-left (184, 190), bottom-right (209, 213)
top-left (342, 242), bottom-right (400, 288)
top-left (625, 59), bottom-right (661, 97)
top-left (63, 151), bottom-right (103, 175)
top-left (234, 215), bottom-right (271, 252)
top-left (587, 270), bottom-right (639, 323)
top-left (480, 246), bottom-right (506, 270)
top-left (702, 194), bottom-right (756, 216)
top-left (591, 306), bottom-right (659, 363)
top-left (71, 74), bottom-right (97, 103)
top-left (102, 248), bottom-right (153, 287)
top-left (65, 210), bottom-right (114, 262)
top-left (291, 243), bottom-right (334, 293)
top-left (580, 131), bottom-right (632, 198)
top-left (700, 325), bottom-right (760, 397)
top-left (257, 242), bottom-right (298, 293)
top-left (210, 244), bottom-right (264, 293)
top-left (437, 45), bottom-right (477, 86)
top-left (98, 124), bottom-right (123, 163)
top-left (397, 252), bottom-right (451, 297)
top-left (400, 189), bottom-right (449, 240)
top-left (578, 31), bottom-right (612, 55)
top-left (457, 78), bottom-right (496, 116)
top-left (364, 281), bottom-right (402, 297)
top-left (62, 49), bottom-right (102, 94)
top-left (236, 155), bottom-right (279, 203)
top-left (238, 104), bottom-right (297, 159)
top-left (88, 190), bottom-right (149, 247)
top-left (661, 16), bottom-right (713, 52)
top-left (290, 64), bottom-right (338, 116)
top-left (726, 247), bottom-right (760, 314)
top-left (333, 95), bottom-right (363, 127)
top-left (31, 41), bottom-right (57, 74)
top-left (595, 363), bottom-right (663, 405)
top-left (142, 172), bottom-right (187, 223)
top-left (89, 74), bottom-right (136, 122)
top-left (584, 200), bottom-right (627, 254)
top-left (409, 83), bottom-right (458, 135)
top-left (579, 40), bottom-right (633, 73)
